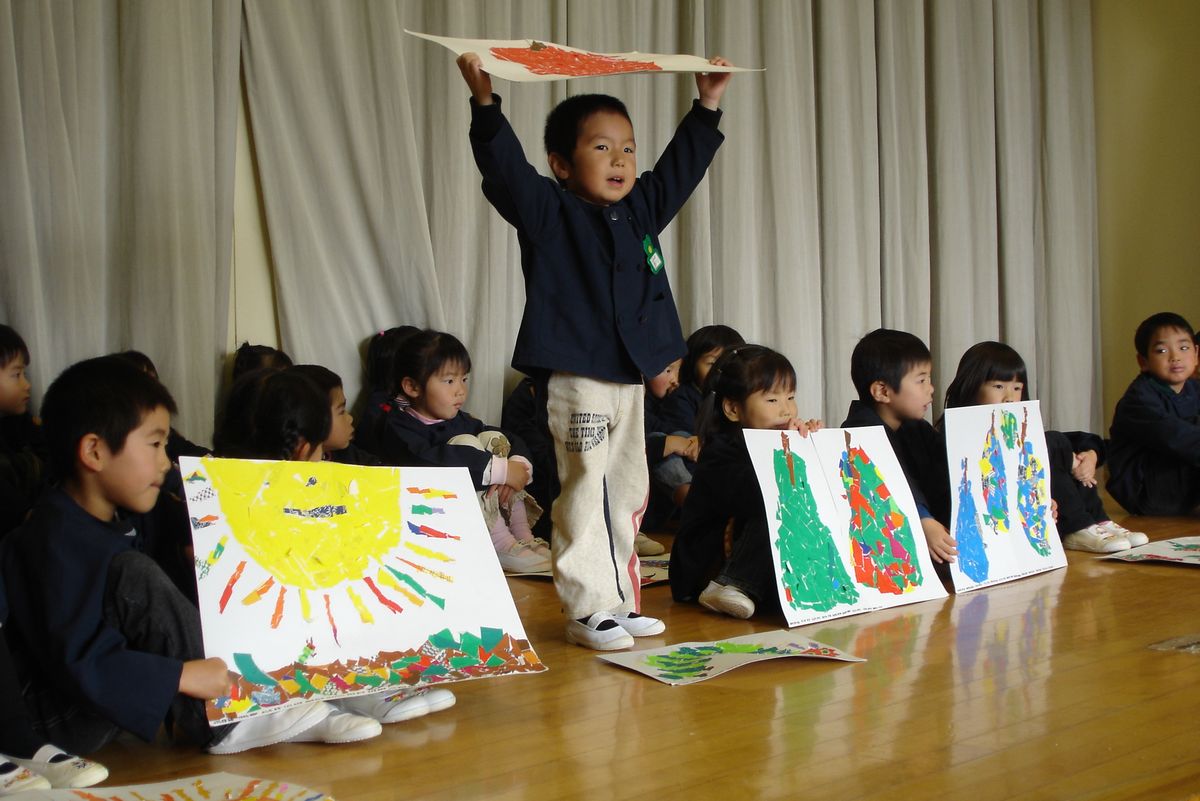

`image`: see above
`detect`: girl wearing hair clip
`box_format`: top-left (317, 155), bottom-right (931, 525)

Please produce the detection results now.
top-left (668, 345), bottom-right (821, 618)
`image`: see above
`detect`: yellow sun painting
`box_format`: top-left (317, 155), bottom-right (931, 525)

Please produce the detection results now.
top-left (197, 458), bottom-right (456, 642)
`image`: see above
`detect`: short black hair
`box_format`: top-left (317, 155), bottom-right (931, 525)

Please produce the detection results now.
top-left (392, 329), bottom-right (472, 399)
top-left (943, 341), bottom-right (1030, 410)
top-left (214, 368), bottom-right (330, 460)
top-left (1134, 312), bottom-right (1195, 357)
top-left (115, 349), bottom-right (159, 380)
top-left (850, 328), bottom-right (932, 403)
top-left (682, 325), bottom-right (745, 389)
top-left (232, 342), bottom-right (293, 380)
top-left (365, 325), bottom-right (419, 394)
top-left (41, 356), bottom-right (177, 481)
top-left (0, 324), bottom-right (30, 367)
top-left (543, 94), bottom-right (632, 169)
top-left (292, 364), bottom-right (343, 397)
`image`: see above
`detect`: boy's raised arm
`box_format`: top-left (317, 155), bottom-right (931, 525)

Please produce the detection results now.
top-left (457, 53), bottom-right (494, 106)
top-left (696, 56), bottom-right (734, 111)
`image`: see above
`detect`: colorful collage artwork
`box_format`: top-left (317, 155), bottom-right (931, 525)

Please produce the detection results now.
top-left (1101, 536), bottom-right (1200, 566)
top-left (180, 458), bottom-right (546, 724)
top-left (598, 629), bottom-right (863, 686)
top-left (22, 772), bottom-right (331, 800)
top-left (943, 401), bottom-right (1067, 592)
top-left (406, 31), bottom-right (760, 82)
top-left (744, 427), bottom-right (947, 628)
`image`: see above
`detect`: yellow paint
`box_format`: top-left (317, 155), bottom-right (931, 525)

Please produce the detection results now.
top-left (378, 569), bottom-right (424, 606)
top-left (310, 673), bottom-right (328, 690)
top-left (403, 541), bottom-right (454, 562)
top-left (299, 588), bottom-right (312, 622)
top-left (279, 678), bottom-right (300, 694)
top-left (204, 459), bottom-right (405, 591)
top-left (225, 697), bottom-right (253, 714)
top-left (346, 585), bottom-right (374, 624)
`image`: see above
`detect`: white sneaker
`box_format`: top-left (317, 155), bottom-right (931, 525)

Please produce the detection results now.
top-left (207, 701), bottom-right (332, 754)
top-left (290, 708), bottom-right (382, 744)
top-left (699, 581), bottom-right (756, 619)
top-left (1099, 520), bottom-right (1149, 547)
top-left (336, 687), bottom-right (456, 724)
top-left (497, 540), bottom-right (551, 573)
top-left (610, 611), bottom-right (665, 637)
top-left (1062, 524), bottom-right (1131, 554)
top-left (8, 746), bottom-right (107, 789)
top-left (565, 612), bottom-right (635, 651)
top-left (526, 536), bottom-right (553, 558)
top-left (635, 532), bottom-right (666, 556)
top-left (0, 760), bottom-right (51, 795)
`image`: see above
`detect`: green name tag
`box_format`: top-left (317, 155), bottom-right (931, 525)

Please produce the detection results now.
top-left (642, 234), bottom-right (665, 274)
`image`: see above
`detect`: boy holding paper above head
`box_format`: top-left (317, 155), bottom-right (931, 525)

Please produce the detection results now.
top-left (457, 50), bottom-right (732, 650)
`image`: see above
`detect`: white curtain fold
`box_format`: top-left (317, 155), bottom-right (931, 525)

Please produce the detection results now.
top-left (0, 0), bottom-right (239, 440)
top-left (1, 0), bottom-right (1102, 440)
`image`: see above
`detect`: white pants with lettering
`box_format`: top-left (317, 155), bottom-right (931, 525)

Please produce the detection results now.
top-left (546, 372), bottom-right (648, 619)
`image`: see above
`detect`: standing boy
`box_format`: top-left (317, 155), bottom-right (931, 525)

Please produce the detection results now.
top-left (458, 53), bottom-right (732, 649)
top-left (1107, 312), bottom-right (1200, 515)
top-left (842, 329), bottom-right (957, 564)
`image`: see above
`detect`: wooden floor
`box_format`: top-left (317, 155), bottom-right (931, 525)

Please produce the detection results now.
top-left (96, 510), bottom-right (1200, 801)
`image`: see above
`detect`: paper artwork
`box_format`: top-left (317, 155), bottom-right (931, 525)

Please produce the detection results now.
top-left (744, 427), bottom-right (948, 628)
top-left (598, 628), bottom-right (862, 686)
top-left (181, 457), bottom-right (545, 724)
top-left (407, 31), bottom-right (760, 82)
top-left (22, 772), bottom-right (331, 800)
top-left (942, 402), bottom-right (1067, 592)
top-left (1101, 536), bottom-right (1200, 565)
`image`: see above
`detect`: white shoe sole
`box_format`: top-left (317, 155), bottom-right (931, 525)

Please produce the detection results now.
top-left (565, 624), bottom-right (635, 651)
top-left (207, 702), bottom-right (332, 755)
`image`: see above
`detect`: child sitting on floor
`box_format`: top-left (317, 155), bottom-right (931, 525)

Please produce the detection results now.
top-left (941, 341), bottom-right (1146, 552)
top-left (379, 330), bottom-right (549, 574)
top-left (670, 345), bottom-right (820, 619)
top-left (1107, 312), bottom-right (1200, 516)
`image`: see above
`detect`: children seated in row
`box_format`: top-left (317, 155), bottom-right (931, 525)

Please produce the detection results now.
top-left (291, 364), bottom-right (381, 466)
top-left (942, 341), bottom-right (1146, 552)
top-left (843, 329), bottom-right (957, 564)
top-left (670, 345), bottom-right (820, 618)
top-left (378, 330), bottom-right (550, 573)
top-left (641, 325), bottom-right (747, 539)
top-left (458, 49), bottom-right (732, 649)
top-left (354, 325), bottom-right (419, 456)
top-left (1107, 312), bottom-right (1200, 516)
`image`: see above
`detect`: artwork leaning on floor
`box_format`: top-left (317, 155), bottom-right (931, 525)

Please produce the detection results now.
top-left (942, 401), bottom-right (1067, 592)
top-left (180, 457), bottom-right (546, 725)
top-left (744, 427), bottom-right (948, 628)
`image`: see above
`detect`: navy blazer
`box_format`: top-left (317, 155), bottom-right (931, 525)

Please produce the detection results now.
top-left (1, 488), bottom-right (181, 742)
top-left (469, 97), bottom-right (724, 383)
top-left (381, 408), bottom-right (530, 491)
top-left (1107, 373), bottom-right (1200, 513)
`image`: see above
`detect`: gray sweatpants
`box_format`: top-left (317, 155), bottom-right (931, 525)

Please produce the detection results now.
top-left (546, 373), bottom-right (648, 619)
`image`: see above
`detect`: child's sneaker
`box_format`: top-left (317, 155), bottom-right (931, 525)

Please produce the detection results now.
top-left (207, 701), bottom-right (332, 754)
top-left (0, 760), bottom-right (51, 795)
top-left (1062, 524), bottom-right (1131, 553)
top-left (1098, 520), bottom-right (1149, 547)
top-left (527, 536), bottom-right (553, 558)
top-left (699, 581), bottom-right (756, 619)
top-left (565, 612), bottom-right (635, 651)
top-left (8, 746), bottom-right (107, 789)
top-left (290, 708), bottom-right (382, 744)
top-left (497, 540), bottom-right (551, 573)
top-left (635, 532), bottom-right (666, 556)
top-left (610, 611), bottom-right (665, 637)
top-left (336, 687), bottom-right (456, 724)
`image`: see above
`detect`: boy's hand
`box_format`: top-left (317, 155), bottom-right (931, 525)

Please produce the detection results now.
top-left (1071, 450), bottom-right (1098, 487)
top-left (457, 52), bottom-right (494, 105)
top-left (921, 518), bottom-right (957, 564)
top-left (696, 57), bottom-right (733, 110)
top-left (179, 657), bottom-right (231, 700)
top-left (664, 434), bottom-right (699, 461)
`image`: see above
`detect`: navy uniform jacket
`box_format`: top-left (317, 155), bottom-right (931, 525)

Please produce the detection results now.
top-left (469, 97), bottom-right (724, 383)
top-left (381, 409), bottom-right (530, 491)
top-left (842, 401), bottom-right (951, 526)
top-left (657, 382), bottom-right (704, 436)
top-left (670, 430), bottom-right (764, 601)
top-left (1107, 373), bottom-right (1200, 514)
top-left (0, 488), bottom-right (181, 742)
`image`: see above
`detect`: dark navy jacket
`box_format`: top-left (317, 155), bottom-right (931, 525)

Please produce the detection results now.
top-left (469, 97), bottom-right (724, 383)
top-left (842, 401), bottom-right (951, 526)
top-left (1107, 373), bottom-right (1200, 514)
top-left (380, 408), bottom-right (530, 491)
top-left (670, 430), bottom-right (765, 602)
top-left (0, 488), bottom-right (181, 742)
top-left (657, 382), bottom-right (704, 436)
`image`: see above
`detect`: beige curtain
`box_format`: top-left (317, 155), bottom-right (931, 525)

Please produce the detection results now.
top-left (0, 0), bottom-right (240, 440)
